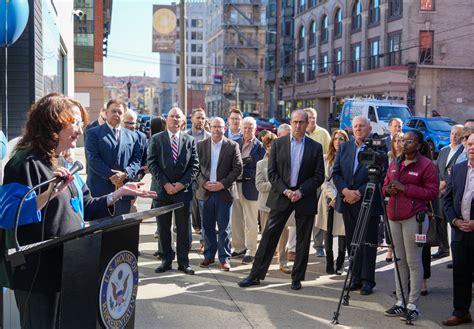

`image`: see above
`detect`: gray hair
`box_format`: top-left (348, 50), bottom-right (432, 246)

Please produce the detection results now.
top-left (123, 109), bottom-right (137, 121)
top-left (303, 107), bottom-right (317, 118)
top-left (352, 116), bottom-right (370, 126)
top-left (241, 116), bottom-right (256, 127)
top-left (277, 123), bottom-right (291, 135)
top-left (451, 124), bottom-right (464, 132)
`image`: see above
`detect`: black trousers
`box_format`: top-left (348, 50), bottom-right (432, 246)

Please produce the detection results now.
top-left (342, 204), bottom-right (379, 286)
top-left (155, 199), bottom-right (191, 266)
top-left (251, 205), bottom-right (314, 282)
top-left (324, 208), bottom-right (346, 253)
top-left (434, 196), bottom-right (450, 252)
top-left (451, 232), bottom-right (474, 317)
top-left (15, 290), bottom-right (60, 329)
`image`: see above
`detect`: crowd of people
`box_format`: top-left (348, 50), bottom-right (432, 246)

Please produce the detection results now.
top-left (0, 92), bottom-right (473, 327)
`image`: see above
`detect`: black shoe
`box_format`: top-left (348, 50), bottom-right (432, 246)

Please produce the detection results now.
top-left (360, 284), bottom-right (373, 295)
top-left (432, 251), bottom-right (449, 259)
top-left (238, 275), bottom-right (260, 287)
top-left (447, 262), bottom-right (453, 269)
top-left (155, 261), bottom-right (172, 273)
top-left (178, 265), bottom-right (195, 275)
top-left (347, 282), bottom-right (363, 291)
top-left (291, 280), bottom-right (302, 290)
top-left (231, 249), bottom-right (247, 258)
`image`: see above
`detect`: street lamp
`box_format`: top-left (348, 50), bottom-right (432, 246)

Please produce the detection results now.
top-left (127, 79), bottom-right (132, 109)
top-left (331, 75), bottom-right (337, 131)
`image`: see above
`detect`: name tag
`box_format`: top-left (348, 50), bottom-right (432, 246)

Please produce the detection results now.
top-left (408, 171), bottom-right (419, 177)
top-left (415, 234), bottom-right (426, 244)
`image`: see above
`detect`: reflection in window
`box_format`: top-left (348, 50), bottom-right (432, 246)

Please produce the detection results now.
top-left (368, 38), bottom-right (380, 69)
top-left (319, 52), bottom-right (328, 73)
top-left (309, 20), bottom-right (316, 47)
top-left (333, 48), bottom-right (342, 75)
top-left (334, 8), bottom-right (342, 38)
top-left (387, 31), bottom-right (401, 66)
top-left (369, 0), bottom-right (380, 25)
top-left (298, 25), bottom-right (305, 50)
top-left (74, 0), bottom-right (94, 72)
top-left (388, 0), bottom-right (402, 18)
top-left (320, 15), bottom-right (328, 43)
top-left (351, 43), bottom-right (361, 73)
top-left (308, 56), bottom-right (316, 80)
top-left (351, 0), bottom-right (361, 31)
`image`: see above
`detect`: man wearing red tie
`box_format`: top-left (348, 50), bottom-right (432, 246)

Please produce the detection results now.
top-left (147, 107), bottom-right (200, 275)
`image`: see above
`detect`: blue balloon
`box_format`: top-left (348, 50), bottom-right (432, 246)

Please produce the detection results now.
top-left (0, 0), bottom-right (30, 46)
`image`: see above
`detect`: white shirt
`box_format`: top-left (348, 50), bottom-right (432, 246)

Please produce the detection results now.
top-left (210, 138), bottom-right (223, 182)
top-left (461, 162), bottom-right (474, 220)
top-left (446, 144), bottom-right (461, 166)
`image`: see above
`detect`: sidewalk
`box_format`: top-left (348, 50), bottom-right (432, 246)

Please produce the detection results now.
top-left (76, 147), bottom-right (454, 328)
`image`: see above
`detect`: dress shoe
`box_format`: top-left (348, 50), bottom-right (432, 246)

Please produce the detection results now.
top-left (238, 276), bottom-right (260, 287)
top-left (447, 262), bottom-right (453, 269)
top-left (279, 265), bottom-right (291, 274)
top-left (432, 250), bottom-right (449, 259)
top-left (360, 284), bottom-right (373, 295)
top-left (177, 265), bottom-right (195, 275)
top-left (199, 259), bottom-right (215, 267)
top-left (231, 249), bottom-right (247, 258)
top-left (242, 255), bottom-right (254, 264)
top-left (291, 280), bottom-right (302, 290)
top-left (154, 261), bottom-right (172, 273)
top-left (288, 251), bottom-right (296, 261)
top-left (347, 281), bottom-right (363, 291)
top-left (442, 313), bottom-right (472, 326)
top-left (220, 262), bottom-right (231, 271)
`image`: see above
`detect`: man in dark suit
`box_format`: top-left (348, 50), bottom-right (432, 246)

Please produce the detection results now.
top-left (147, 107), bottom-right (200, 275)
top-left (85, 99), bottom-right (142, 215)
top-left (238, 110), bottom-right (324, 290)
top-left (385, 117), bottom-right (403, 152)
top-left (432, 124), bottom-right (464, 259)
top-left (332, 116), bottom-right (386, 295)
top-left (441, 132), bottom-right (474, 326)
top-left (231, 116), bottom-right (266, 264)
top-left (196, 117), bottom-right (242, 270)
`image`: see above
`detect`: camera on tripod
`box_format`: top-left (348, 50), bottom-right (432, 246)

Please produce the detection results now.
top-left (358, 134), bottom-right (387, 179)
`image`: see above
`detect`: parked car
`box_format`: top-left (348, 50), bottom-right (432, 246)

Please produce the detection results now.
top-left (137, 114), bottom-right (151, 133)
top-left (403, 116), bottom-right (456, 156)
top-left (256, 118), bottom-right (277, 135)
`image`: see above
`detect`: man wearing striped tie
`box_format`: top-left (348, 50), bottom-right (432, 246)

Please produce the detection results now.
top-left (147, 107), bottom-right (200, 275)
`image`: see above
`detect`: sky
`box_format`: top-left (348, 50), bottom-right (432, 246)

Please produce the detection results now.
top-left (104, 0), bottom-right (171, 78)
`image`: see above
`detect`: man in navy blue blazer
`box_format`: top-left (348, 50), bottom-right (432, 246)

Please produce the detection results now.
top-left (85, 99), bottom-right (142, 216)
top-left (231, 116), bottom-right (266, 264)
top-left (441, 132), bottom-right (474, 326)
top-left (333, 116), bottom-right (386, 295)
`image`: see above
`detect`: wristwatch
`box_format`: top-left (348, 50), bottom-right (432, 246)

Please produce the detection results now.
top-left (107, 193), bottom-right (114, 205)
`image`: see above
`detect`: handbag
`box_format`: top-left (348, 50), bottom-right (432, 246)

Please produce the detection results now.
top-left (426, 201), bottom-right (439, 247)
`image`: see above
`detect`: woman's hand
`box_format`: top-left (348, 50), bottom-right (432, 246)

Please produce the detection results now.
top-left (37, 167), bottom-right (74, 210)
top-left (119, 182), bottom-right (157, 199)
top-left (390, 180), bottom-right (405, 192)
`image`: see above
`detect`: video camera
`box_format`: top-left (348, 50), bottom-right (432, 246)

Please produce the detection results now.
top-left (358, 133), bottom-right (387, 167)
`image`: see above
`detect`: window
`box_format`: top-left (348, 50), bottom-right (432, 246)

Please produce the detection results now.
top-left (230, 10), bottom-right (238, 24)
top-left (284, 19), bottom-right (292, 37)
top-left (351, 0), bottom-right (361, 32)
top-left (368, 0), bottom-right (380, 25)
top-left (407, 120), bottom-right (418, 128)
top-left (191, 32), bottom-right (203, 40)
top-left (191, 68), bottom-right (203, 77)
top-left (333, 48), bottom-right (342, 76)
top-left (299, 0), bottom-right (306, 13)
top-left (176, 68), bottom-right (180, 77)
top-left (420, 0), bottom-right (434, 11)
top-left (319, 52), bottom-right (328, 73)
top-left (308, 56), bottom-right (316, 80)
top-left (191, 56), bottom-right (203, 65)
top-left (309, 0), bottom-right (317, 8)
top-left (298, 25), bottom-right (305, 50)
top-left (309, 20), bottom-right (316, 47)
top-left (419, 31), bottom-right (433, 64)
top-left (191, 44), bottom-right (203, 52)
top-left (191, 19), bottom-right (203, 28)
top-left (320, 15), bottom-right (328, 43)
top-left (387, 31), bottom-right (401, 66)
top-left (334, 8), bottom-right (342, 38)
top-left (388, 0), bottom-right (402, 19)
top-left (297, 60), bottom-right (305, 83)
top-left (368, 38), bottom-right (380, 69)
top-left (176, 56), bottom-right (180, 64)
top-left (236, 58), bottom-right (244, 68)
top-left (351, 43), bottom-right (361, 73)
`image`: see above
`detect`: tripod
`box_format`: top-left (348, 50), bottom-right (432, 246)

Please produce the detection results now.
top-left (331, 166), bottom-right (413, 325)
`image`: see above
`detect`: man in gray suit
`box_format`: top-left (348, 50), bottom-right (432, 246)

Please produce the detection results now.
top-left (196, 117), bottom-right (243, 271)
top-left (432, 124), bottom-right (464, 258)
top-left (147, 107), bottom-right (200, 275)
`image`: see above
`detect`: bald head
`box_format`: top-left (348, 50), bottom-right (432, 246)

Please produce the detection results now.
top-left (166, 107), bottom-right (184, 133)
top-left (291, 110), bottom-right (308, 140)
top-left (210, 117), bottom-right (226, 143)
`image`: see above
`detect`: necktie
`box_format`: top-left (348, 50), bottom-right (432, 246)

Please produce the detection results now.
top-left (171, 135), bottom-right (178, 162)
top-left (112, 128), bottom-right (119, 141)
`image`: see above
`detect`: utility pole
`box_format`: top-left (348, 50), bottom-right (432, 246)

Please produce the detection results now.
top-left (179, 0), bottom-right (187, 115)
top-left (236, 78), bottom-right (240, 111)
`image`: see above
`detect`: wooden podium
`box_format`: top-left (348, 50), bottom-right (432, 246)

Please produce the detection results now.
top-left (6, 203), bottom-right (182, 329)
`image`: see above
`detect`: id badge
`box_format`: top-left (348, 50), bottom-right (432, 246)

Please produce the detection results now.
top-left (415, 234), bottom-right (426, 244)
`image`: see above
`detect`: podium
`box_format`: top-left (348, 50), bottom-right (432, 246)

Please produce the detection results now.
top-left (5, 203), bottom-right (182, 329)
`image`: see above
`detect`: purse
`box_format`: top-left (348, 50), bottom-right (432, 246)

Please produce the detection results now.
top-left (426, 201), bottom-right (440, 247)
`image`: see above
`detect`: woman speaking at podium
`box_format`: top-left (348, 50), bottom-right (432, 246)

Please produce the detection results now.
top-left (0, 93), bottom-right (156, 328)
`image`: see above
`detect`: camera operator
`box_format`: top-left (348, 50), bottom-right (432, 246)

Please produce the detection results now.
top-left (333, 116), bottom-right (387, 295)
top-left (382, 130), bottom-right (438, 322)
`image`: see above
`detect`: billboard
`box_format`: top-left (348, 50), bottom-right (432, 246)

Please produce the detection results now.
top-left (152, 5), bottom-right (177, 53)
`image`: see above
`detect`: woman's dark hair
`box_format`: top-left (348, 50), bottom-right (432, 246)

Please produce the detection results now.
top-left (409, 129), bottom-right (424, 144)
top-left (16, 93), bottom-right (88, 165)
top-left (150, 116), bottom-right (166, 136)
top-left (407, 130), bottom-right (432, 159)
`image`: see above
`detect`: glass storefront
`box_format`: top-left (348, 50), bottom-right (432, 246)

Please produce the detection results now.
top-left (74, 0), bottom-right (95, 72)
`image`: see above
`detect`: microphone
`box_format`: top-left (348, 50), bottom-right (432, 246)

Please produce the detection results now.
top-left (54, 161), bottom-right (84, 189)
top-left (12, 161), bottom-right (84, 252)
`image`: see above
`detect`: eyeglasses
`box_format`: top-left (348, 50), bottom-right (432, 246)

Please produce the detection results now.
top-left (123, 121), bottom-right (137, 126)
top-left (210, 125), bottom-right (225, 129)
top-left (401, 139), bottom-right (415, 145)
top-left (462, 136), bottom-right (469, 141)
top-left (68, 118), bottom-right (84, 129)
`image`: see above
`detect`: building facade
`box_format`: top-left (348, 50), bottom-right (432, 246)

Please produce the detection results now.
top-left (0, 0), bottom-right (77, 140)
top-left (205, 0), bottom-right (267, 117)
top-left (74, 0), bottom-right (113, 122)
top-left (271, 0), bottom-right (474, 126)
